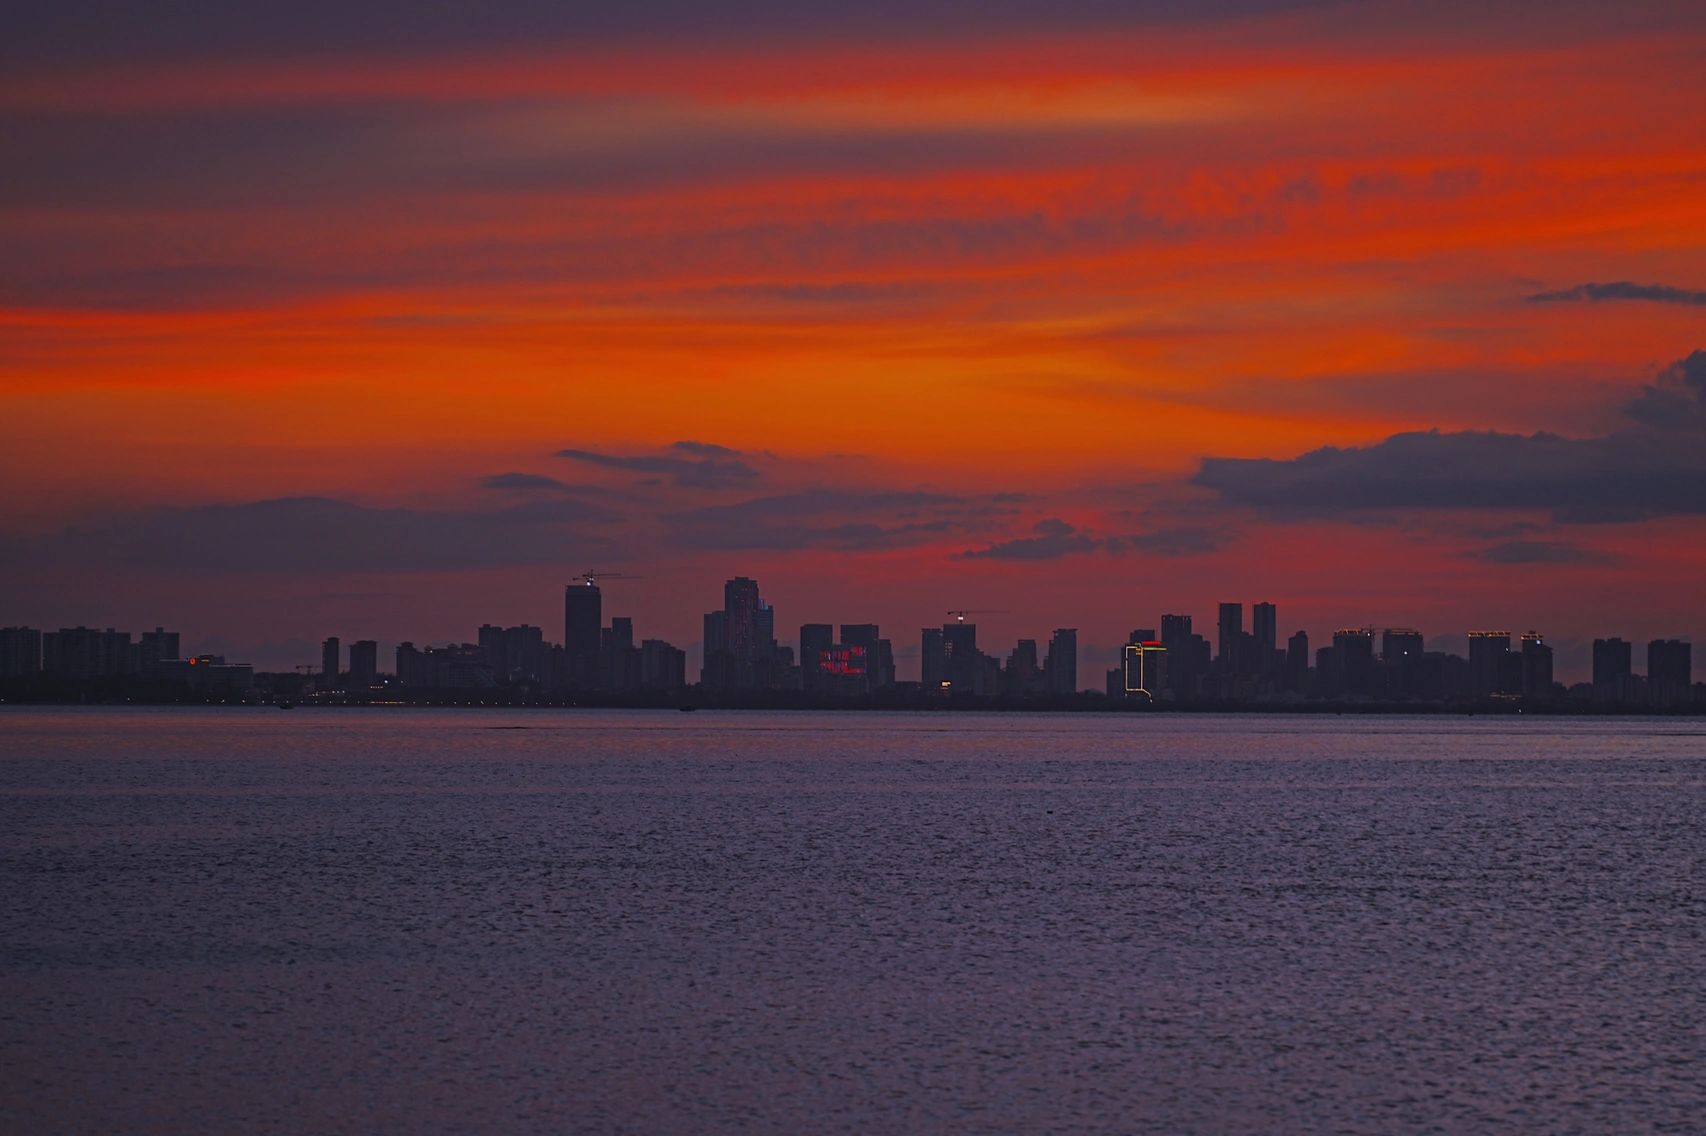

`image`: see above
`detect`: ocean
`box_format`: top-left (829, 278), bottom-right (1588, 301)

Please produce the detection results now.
top-left (3, 708), bottom-right (1703, 1133)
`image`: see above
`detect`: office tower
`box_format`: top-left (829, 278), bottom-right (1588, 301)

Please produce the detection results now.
top-left (1591, 637), bottom-right (1633, 701)
top-left (1333, 628), bottom-right (1376, 697)
top-left (1044, 628), bottom-right (1078, 695)
top-left (1217, 603), bottom-right (1243, 666)
top-left (321, 636), bottom-right (340, 685)
top-left (921, 627), bottom-right (945, 689)
top-left (564, 582), bottom-right (602, 688)
top-left (1252, 602), bottom-right (1277, 661)
top-left (1648, 639), bottom-right (1693, 705)
top-left (1519, 633), bottom-right (1553, 700)
top-left (1, 627), bottom-right (43, 676)
top-left (1467, 630), bottom-right (1511, 697)
top-left (799, 624), bottom-right (834, 690)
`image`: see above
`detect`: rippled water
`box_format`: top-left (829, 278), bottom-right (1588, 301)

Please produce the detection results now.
top-left (3, 708), bottom-right (1704, 1133)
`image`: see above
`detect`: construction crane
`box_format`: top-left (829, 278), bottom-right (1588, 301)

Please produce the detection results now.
top-left (573, 569), bottom-right (645, 587)
top-left (946, 609), bottom-right (1007, 623)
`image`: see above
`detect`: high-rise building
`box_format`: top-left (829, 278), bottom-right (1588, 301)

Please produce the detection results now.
top-left (1332, 628), bottom-right (1376, 697)
top-left (1381, 629), bottom-right (1424, 664)
top-left (564, 582), bottom-right (602, 689)
top-left (604, 616), bottom-right (639, 691)
top-left (839, 624), bottom-right (882, 693)
top-left (1648, 639), bottom-right (1693, 705)
top-left (1252, 602), bottom-right (1277, 662)
top-left (1122, 641), bottom-right (1167, 698)
top-left (43, 628), bottom-right (133, 678)
top-left (0, 627), bottom-right (42, 677)
top-left (701, 577), bottom-right (780, 690)
top-left (1592, 638), bottom-right (1633, 702)
top-left (321, 636), bottom-right (340, 684)
top-left (137, 628), bottom-right (180, 678)
top-left (1467, 630), bottom-right (1511, 697)
top-left (942, 620), bottom-right (980, 692)
top-left (349, 640), bottom-right (379, 687)
top-left (1044, 628), bottom-right (1077, 695)
top-left (1519, 633), bottom-right (1553, 700)
top-left (800, 624), bottom-right (834, 690)
top-left (639, 639), bottom-right (686, 691)
top-left (1005, 639), bottom-right (1040, 696)
top-left (921, 627), bottom-right (945, 690)
top-left (1217, 603), bottom-right (1243, 666)
top-left (1286, 630), bottom-right (1310, 691)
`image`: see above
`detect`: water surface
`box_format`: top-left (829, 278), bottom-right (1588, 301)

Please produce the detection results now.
top-left (3, 708), bottom-right (1704, 1133)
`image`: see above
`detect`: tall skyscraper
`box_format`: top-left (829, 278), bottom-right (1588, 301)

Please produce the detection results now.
top-left (1044, 628), bottom-right (1077, 694)
top-left (800, 623), bottom-right (834, 690)
top-left (1381, 629), bottom-right (1424, 664)
top-left (1467, 630), bottom-right (1511, 697)
top-left (921, 627), bottom-right (945, 689)
top-left (1122, 640), bottom-right (1167, 698)
top-left (321, 636), bottom-right (340, 684)
top-left (1332, 628), bottom-right (1375, 697)
top-left (701, 577), bottom-right (780, 689)
top-left (1519, 633), bottom-right (1553, 700)
top-left (564, 582), bottom-right (602, 688)
top-left (1005, 639), bottom-right (1040, 696)
top-left (1592, 637), bottom-right (1633, 701)
top-left (840, 623), bottom-right (881, 693)
top-left (942, 621), bottom-right (980, 692)
top-left (1648, 639), bottom-right (1693, 705)
top-left (1252, 602), bottom-right (1277, 661)
top-left (1286, 630), bottom-right (1310, 691)
top-left (1217, 603), bottom-right (1243, 665)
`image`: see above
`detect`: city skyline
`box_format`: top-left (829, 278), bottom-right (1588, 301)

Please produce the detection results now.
top-left (3, 569), bottom-right (1697, 697)
top-left (3, 3), bottom-right (1705, 680)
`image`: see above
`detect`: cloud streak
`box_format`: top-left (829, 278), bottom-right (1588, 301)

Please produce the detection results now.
top-left (556, 440), bottom-right (762, 489)
top-left (1193, 351), bottom-right (1706, 523)
top-left (1526, 281), bottom-right (1706, 306)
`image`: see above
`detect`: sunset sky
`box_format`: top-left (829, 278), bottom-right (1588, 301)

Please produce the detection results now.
top-left (4, 0), bottom-right (1704, 680)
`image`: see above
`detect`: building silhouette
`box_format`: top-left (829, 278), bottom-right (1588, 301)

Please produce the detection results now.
top-left (0, 627), bottom-right (42, 676)
top-left (349, 640), bottom-right (379, 688)
top-left (321, 636), bottom-right (340, 687)
top-left (1467, 630), bottom-right (1511, 697)
top-left (564, 583), bottom-right (602, 689)
top-left (1044, 628), bottom-right (1077, 694)
top-left (1591, 637), bottom-right (1633, 702)
top-left (1648, 639), bottom-right (1692, 706)
top-left (702, 577), bottom-right (781, 690)
top-left (799, 623), bottom-right (834, 690)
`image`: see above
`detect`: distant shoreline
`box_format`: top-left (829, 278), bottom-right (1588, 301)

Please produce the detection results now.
top-left (3, 693), bottom-right (1702, 716)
